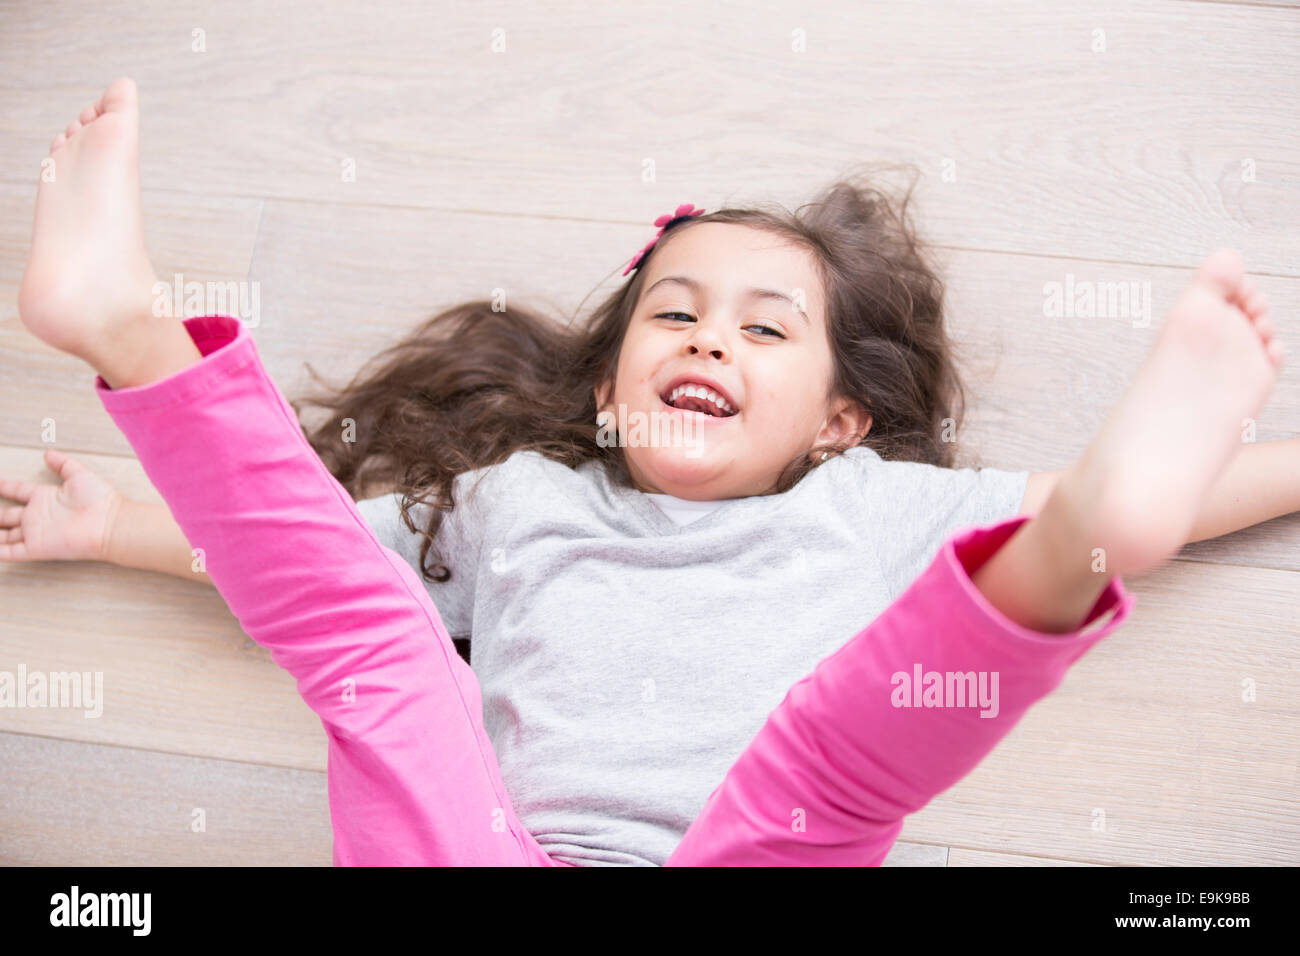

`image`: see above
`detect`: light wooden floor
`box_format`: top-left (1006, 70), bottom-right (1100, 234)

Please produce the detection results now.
top-left (1, 0), bottom-right (1297, 866)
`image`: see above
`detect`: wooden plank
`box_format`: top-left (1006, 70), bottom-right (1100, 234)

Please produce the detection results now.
top-left (0, 730), bottom-right (331, 865)
top-left (947, 848), bottom-right (1104, 866)
top-left (0, 2), bottom-right (1295, 273)
top-left (0, 729), bottom-right (949, 866)
top-left (882, 842), bottom-right (949, 866)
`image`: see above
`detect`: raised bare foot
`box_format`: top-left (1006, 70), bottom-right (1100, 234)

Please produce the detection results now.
top-left (17, 77), bottom-right (163, 360)
top-left (1057, 248), bottom-right (1284, 580)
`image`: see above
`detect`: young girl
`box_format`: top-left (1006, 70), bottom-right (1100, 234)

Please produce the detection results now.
top-left (5, 78), bottom-right (1292, 866)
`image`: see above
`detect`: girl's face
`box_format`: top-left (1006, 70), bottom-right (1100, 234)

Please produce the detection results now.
top-left (595, 222), bottom-right (871, 500)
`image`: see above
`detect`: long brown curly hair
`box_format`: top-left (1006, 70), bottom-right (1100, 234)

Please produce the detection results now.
top-left (291, 164), bottom-right (971, 658)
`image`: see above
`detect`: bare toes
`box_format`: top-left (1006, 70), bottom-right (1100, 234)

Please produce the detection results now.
top-left (1195, 248), bottom-right (1247, 303)
top-left (100, 77), bottom-right (138, 115)
top-left (65, 119), bottom-right (82, 139)
top-left (1230, 276), bottom-right (1260, 316)
top-left (1244, 290), bottom-right (1269, 320)
top-left (1255, 313), bottom-right (1274, 341)
top-left (50, 131), bottom-right (67, 152)
top-left (1267, 338), bottom-right (1286, 370)
top-left (79, 103), bottom-right (98, 125)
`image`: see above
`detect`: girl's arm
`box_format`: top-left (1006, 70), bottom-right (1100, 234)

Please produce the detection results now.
top-left (106, 498), bottom-right (213, 586)
top-left (1021, 437), bottom-right (1300, 542)
top-left (89, 313), bottom-right (531, 865)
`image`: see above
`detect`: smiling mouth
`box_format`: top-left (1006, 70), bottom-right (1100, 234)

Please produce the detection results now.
top-left (659, 387), bottom-right (740, 418)
top-left (660, 396), bottom-right (740, 420)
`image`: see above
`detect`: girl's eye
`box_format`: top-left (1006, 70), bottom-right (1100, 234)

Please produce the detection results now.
top-left (654, 312), bottom-right (786, 339)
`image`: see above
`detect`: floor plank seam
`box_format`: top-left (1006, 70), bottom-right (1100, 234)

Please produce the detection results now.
top-left (942, 842), bottom-right (1119, 866)
top-left (5, 182), bottom-right (1297, 278)
top-left (0, 727), bottom-right (328, 777)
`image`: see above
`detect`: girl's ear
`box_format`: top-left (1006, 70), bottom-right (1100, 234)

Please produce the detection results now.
top-left (854, 412), bottom-right (872, 443)
top-left (824, 398), bottom-right (872, 446)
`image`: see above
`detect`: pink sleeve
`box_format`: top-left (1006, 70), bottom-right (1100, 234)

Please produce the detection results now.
top-left (95, 315), bottom-right (527, 865)
top-left (667, 514), bottom-right (1137, 866)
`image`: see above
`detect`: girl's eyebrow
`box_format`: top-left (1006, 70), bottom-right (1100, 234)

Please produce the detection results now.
top-left (644, 274), bottom-right (810, 327)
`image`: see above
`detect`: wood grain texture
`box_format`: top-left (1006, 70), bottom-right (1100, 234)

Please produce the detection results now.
top-left (0, 0), bottom-right (1296, 866)
top-left (0, 731), bottom-right (331, 865)
top-left (947, 848), bottom-right (1103, 866)
top-left (0, 2), bottom-right (1296, 273)
top-left (882, 842), bottom-right (950, 866)
top-left (0, 729), bottom-right (944, 867)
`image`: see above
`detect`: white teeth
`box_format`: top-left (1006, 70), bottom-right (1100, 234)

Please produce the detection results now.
top-left (666, 382), bottom-right (736, 415)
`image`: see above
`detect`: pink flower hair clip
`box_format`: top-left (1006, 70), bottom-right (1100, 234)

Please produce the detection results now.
top-left (622, 203), bottom-right (706, 276)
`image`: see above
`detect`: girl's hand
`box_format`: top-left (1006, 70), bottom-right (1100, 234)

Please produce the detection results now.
top-left (0, 449), bottom-right (123, 563)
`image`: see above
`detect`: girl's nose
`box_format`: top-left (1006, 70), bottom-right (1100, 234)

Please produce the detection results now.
top-left (686, 321), bottom-right (727, 359)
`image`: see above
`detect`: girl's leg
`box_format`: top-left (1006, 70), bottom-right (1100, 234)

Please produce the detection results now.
top-left (16, 79), bottom-right (574, 866)
top-left (666, 245), bottom-right (1283, 866)
top-left (664, 512), bottom-right (1133, 867)
top-left (98, 314), bottom-right (575, 867)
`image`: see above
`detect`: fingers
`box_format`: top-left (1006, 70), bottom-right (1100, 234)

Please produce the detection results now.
top-left (0, 503), bottom-right (24, 527)
top-left (0, 450), bottom-right (79, 505)
top-left (0, 476), bottom-right (37, 504)
top-left (45, 447), bottom-right (86, 481)
top-left (0, 522), bottom-right (28, 562)
top-left (0, 532), bottom-right (30, 562)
